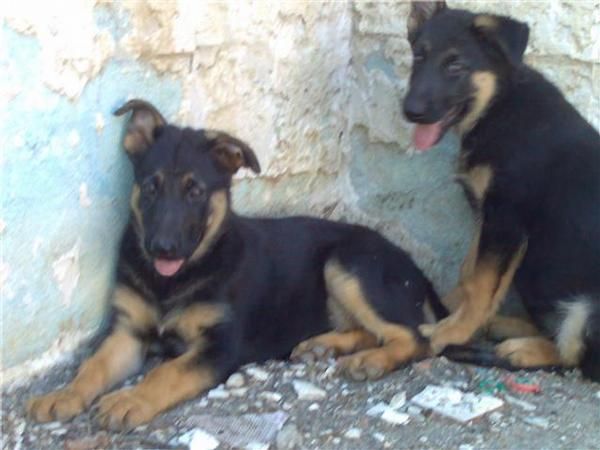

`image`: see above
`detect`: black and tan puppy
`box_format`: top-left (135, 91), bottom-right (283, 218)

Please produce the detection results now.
top-left (403, 1), bottom-right (600, 381)
top-left (27, 99), bottom-right (445, 429)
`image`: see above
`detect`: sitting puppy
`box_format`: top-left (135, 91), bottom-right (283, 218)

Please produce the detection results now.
top-left (27, 99), bottom-right (446, 429)
top-left (404, 1), bottom-right (600, 381)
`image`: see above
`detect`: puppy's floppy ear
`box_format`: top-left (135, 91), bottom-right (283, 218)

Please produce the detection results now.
top-left (114, 99), bottom-right (167, 156)
top-left (205, 130), bottom-right (261, 175)
top-left (407, 1), bottom-right (447, 41)
top-left (473, 14), bottom-right (529, 66)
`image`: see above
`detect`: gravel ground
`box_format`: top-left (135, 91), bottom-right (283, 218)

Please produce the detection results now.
top-left (2, 351), bottom-right (600, 450)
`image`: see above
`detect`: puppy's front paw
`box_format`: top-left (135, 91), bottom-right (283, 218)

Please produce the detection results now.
top-left (96, 389), bottom-right (156, 430)
top-left (27, 389), bottom-right (87, 422)
top-left (420, 316), bottom-right (473, 354)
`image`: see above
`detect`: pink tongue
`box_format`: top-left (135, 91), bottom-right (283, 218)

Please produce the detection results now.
top-left (413, 122), bottom-right (443, 151)
top-left (154, 259), bottom-right (184, 277)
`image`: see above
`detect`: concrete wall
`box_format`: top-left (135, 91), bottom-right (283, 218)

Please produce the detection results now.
top-left (1, 1), bottom-right (597, 382)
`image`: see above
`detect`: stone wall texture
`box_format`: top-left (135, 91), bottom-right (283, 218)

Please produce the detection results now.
top-left (1, 0), bottom-right (598, 381)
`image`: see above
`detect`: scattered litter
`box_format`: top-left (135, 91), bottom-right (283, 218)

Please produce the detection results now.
top-left (523, 416), bottom-right (550, 429)
top-left (292, 380), bottom-right (326, 401)
top-left (504, 394), bottom-right (537, 411)
top-left (185, 411), bottom-right (288, 449)
top-left (173, 429), bottom-right (219, 450)
top-left (226, 373), bottom-right (246, 388)
top-left (389, 391), bottom-right (407, 409)
top-left (245, 367), bottom-right (270, 382)
top-left (381, 408), bottom-right (411, 425)
top-left (504, 375), bottom-right (541, 394)
top-left (344, 428), bottom-right (362, 439)
top-left (410, 385), bottom-right (504, 423)
top-left (478, 378), bottom-right (507, 394)
top-left (366, 402), bottom-right (389, 417)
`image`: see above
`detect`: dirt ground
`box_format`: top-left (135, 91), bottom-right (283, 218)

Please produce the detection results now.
top-left (2, 351), bottom-right (600, 450)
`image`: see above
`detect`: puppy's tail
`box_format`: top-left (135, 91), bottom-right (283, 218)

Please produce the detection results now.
top-left (440, 344), bottom-right (564, 373)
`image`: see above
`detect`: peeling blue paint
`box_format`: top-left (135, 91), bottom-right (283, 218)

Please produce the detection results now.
top-left (1, 24), bottom-right (182, 369)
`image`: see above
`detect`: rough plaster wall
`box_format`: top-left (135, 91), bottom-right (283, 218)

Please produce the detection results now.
top-left (1, 1), bottom-right (597, 380)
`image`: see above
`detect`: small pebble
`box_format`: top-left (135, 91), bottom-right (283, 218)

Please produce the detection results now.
top-left (276, 423), bottom-right (303, 450)
top-left (259, 391), bottom-right (283, 402)
top-left (381, 409), bottom-right (410, 425)
top-left (389, 391), bottom-right (406, 409)
top-left (308, 403), bottom-right (320, 411)
top-left (230, 387), bottom-right (249, 397)
top-left (292, 380), bottom-right (326, 401)
top-left (207, 387), bottom-right (230, 400)
top-left (332, 437), bottom-right (341, 445)
top-left (459, 445), bottom-right (475, 450)
top-left (226, 373), bottom-right (245, 388)
top-left (246, 367), bottom-right (270, 382)
top-left (373, 432), bottom-right (386, 442)
top-left (523, 416), bottom-right (550, 429)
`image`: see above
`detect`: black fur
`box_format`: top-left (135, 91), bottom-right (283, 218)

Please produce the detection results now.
top-left (112, 103), bottom-right (446, 383)
top-left (404, 1), bottom-right (600, 380)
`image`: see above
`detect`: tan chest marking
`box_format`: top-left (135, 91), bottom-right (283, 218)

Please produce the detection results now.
top-left (457, 164), bottom-right (493, 208)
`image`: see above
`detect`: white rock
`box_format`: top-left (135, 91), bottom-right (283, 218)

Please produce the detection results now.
top-left (459, 445), bottom-right (475, 450)
top-left (595, 390), bottom-right (600, 400)
top-left (174, 429), bottom-right (219, 450)
top-left (246, 367), bottom-right (270, 382)
top-left (523, 416), bottom-right (550, 429)
top-left (245, 443), bottom-right (269, 450)
top-left (230, 387), bottom-right (249, 397)
top-left (344, 428), bottom-right (362, 439)
top-left (389, 391), bottom-right (406, 409)
top-left (366, 402), bottom-right (389, 417)
top-left (260, 391), bottom-right (283, 402)
top-left (308, 403), bottom-right (320, 411)
top-left (207, 386), bottom-right (230, 400)
top-left (292, 380), bottom-right (326, 401)
top-left (226, 373), bottom-right (246, 388)
top-left (381, 409), bottom-right (410, 425)
top-left (373, 432), bottom-right (386, 442)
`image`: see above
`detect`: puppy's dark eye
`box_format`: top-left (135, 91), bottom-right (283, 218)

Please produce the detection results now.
top-left (141, 177), bottom-right (159, 198)
top-left (185, 181), bottom-right (206, 202)
top-left (445, 58), bottom-right (467, 76)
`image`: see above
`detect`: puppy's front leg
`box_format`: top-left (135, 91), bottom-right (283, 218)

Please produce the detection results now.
top-left (27, 329), bottom-right (145, 422)
top-left (421, 202), bottom-right (527, 353)
top-left (96, 350), bottom-right (214, 430)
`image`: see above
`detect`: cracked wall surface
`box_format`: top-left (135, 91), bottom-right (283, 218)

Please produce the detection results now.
top-left (1, 1), bottom-right (598, 379)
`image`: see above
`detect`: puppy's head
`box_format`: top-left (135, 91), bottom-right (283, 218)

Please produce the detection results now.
top-left (114, 99), bottom-right (261, 277)
top-left (403, 1), bottom-right (529, 150)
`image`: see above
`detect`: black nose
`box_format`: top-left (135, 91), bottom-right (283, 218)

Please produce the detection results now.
top-left (403, 95), bottom-right (428, 122)
top-left (150, 236), bottom-right (177, 257)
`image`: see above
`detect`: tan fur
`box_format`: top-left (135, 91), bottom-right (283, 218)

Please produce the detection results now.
top-left (130, 184), bottom-right (143, 230)
top-left (190, 190), bottom-right (228, 262)
top-left (421, 243), bottom-right (527, 352)
top-left (473, 14), bottom-right (498, 30)
top-left (27, 330), bottom-right (144, 423)
top-left (485, 315), bottom-right (541, 340)
top-left (456, 165), bottom-right (493, 208)
top-left (162, 303), bottom-right (227, 345)
top-left (113, 285), bottom-right (159, 333)
top-left (97, 351), bottom-right (214, 430)
top-left (324, 260), bottom-right (423, 379)
top-left (292, 330), bottom-right (378, 360)
top-left (457, 71), bottom-right (497, 134)
top-left (557, 299), bottom-right (591, 366)
top-left (496, 337), bottom-right (561, 367)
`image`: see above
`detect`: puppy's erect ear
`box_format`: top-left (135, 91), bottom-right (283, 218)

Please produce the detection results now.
top-left (407, 1), bottom-right (447, 41)
top-left (206, 130), bottom-right (261, 175)
top-left (473, 15), bottom-right (530, 66)
top-left (113, 99), bottom-right (167, 156)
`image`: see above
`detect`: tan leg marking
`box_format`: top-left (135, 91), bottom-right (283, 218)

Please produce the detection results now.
top-left (291, 330), bottom-right (378, 362)
top-left (96, 351), bottom-right (214, 430)
top-left (325, 260), bottom-right (424, 380)
top-left (113, 285), bottom-right (159, 333)
top-left (420, 244), bottom-right (526, 353)
top-left (441, 225), bottom-right (481, 312)
top-left (485, 315), bottom-right (541, 340)
top-left (27, 329), bottom-right (144, 423)
top-left (496, 337), bottom-right (561, 367)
